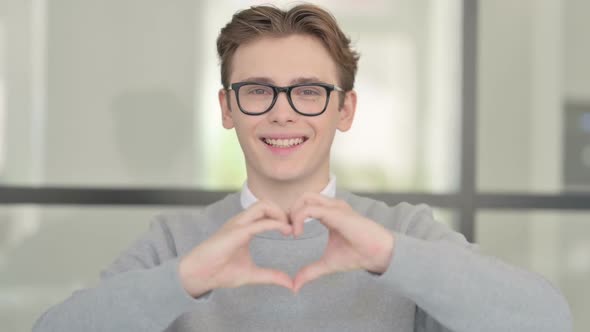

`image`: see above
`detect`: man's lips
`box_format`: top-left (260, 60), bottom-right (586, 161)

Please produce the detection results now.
top-left (259, 134), bottom-right (309, 140)
top-left (259, 135), bottom-right (309, 151)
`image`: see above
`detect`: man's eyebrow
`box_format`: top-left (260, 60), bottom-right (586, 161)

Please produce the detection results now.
top-left (242, 77), bottom-right (275, 84)
top-left (240, 76), bottom-right (325, 85)
top-left (290, 76), bottom-right (323, 84)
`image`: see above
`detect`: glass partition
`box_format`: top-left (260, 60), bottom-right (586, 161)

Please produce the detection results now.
top-left (477, 0), bottom-right (590, 194)
top-left (477, 210), bottom-right (590, 331)
top-left (0, 204), bottom-right (201, 332)
top-left (0, 0), bottom-right (463, 193)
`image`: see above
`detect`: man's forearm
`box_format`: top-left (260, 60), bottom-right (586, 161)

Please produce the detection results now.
top-left (33, 259), bottom-right (198, 332)
top-left (384, 234), bottom-right (572, 332)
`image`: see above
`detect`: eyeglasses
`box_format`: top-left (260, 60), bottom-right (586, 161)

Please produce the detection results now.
top-left (227, 81), bottom-right (344, 116)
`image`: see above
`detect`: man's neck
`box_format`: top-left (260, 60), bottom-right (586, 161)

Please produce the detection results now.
top-left (246, 171), bottom-right (331, 211)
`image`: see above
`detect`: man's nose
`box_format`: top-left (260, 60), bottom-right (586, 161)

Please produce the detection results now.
top-left (267, 91), bottom-right (297, 124)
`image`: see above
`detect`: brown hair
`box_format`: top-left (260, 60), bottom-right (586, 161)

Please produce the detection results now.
top-left (216, 3), bottom-right (360, 91)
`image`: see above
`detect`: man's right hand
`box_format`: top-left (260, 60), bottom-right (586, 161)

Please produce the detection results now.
top-left (178, 200), bottom-right (293, 298)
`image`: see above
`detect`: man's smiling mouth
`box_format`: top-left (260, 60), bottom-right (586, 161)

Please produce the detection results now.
top-left (260, 136), bottom-right (309, 148)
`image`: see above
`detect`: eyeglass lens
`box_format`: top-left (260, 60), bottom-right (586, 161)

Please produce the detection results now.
top-left (237, 84), bottom-right (328, 115)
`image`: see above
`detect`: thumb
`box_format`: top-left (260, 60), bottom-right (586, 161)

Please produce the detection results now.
top-left (293, 260), bottom-right (331, 294)
top-left (247, 267), bottom-right (294, 291)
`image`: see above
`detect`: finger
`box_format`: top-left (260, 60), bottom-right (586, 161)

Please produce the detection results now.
top-left (290, 193), bottom-right (347, 237)
top-left (236, 219), bottom-right (292, 242)
top-left (247, 267), bottom-right (294, 291)
top-left (235, 200), bottom-right (288, 226)
top-left (293, 260), bottom-right (332, 293)
top-left (290, 192), bottom-right (341, 217)
top-left (289, 202), bottom-right (323, 238)
top-left (292, 204), bottom-right (363, 240)
top-left (290, 195), bottom-right (322, 237)
top-left (289, 203), bottom-right (336, 237)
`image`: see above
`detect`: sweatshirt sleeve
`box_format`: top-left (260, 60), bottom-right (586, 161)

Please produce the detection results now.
top-left (32, 216), bottom-right (205, 332)
top-left (375, 204), bottom-right (573, 332)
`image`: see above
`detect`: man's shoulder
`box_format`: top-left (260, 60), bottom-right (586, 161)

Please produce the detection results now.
top-left (338, 190), bottom-right (434, 230)
top-left (151, 192), bottom-right (242, 240)
top-left (339, 190), bottom-right (431, 215)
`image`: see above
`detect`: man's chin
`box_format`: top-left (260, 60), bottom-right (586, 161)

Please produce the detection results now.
top-left (266, 171), bottom-right (304, 183)
top-left (259, 165), bottom-right (309, 183)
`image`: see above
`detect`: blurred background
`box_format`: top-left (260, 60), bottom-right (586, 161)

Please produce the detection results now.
top-left (0, 0), bottom-right (589, 330)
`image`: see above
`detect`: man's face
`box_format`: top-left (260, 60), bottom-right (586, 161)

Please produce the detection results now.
top-left (219, 34), bottom-right (356, 184)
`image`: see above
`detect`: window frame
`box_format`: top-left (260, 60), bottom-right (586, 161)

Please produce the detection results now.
top-left (1, 0), bottom-right (589, 243)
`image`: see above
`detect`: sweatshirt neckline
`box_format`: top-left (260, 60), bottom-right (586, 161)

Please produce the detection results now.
top-left (216, 190), bottom-right (351, 240)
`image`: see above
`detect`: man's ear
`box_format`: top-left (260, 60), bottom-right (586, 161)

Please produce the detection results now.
top-left (337, 90), bottom-right (357, 132)
top-left (219, 88), bottom-right (235, 129)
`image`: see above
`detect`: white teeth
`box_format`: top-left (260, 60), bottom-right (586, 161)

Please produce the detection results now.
top-left (263, 137), bottom-right (305, 148)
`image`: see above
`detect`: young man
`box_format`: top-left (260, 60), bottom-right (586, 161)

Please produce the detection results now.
top-left (34, 4), bottom-right (572, 332)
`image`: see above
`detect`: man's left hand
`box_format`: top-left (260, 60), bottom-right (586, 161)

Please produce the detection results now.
top-left (289, 192), bottom-right (395, 293)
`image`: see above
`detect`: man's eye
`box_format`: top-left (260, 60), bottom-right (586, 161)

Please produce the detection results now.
top-left (247, 88), bottom-right (270, 95)
top-left (302, 90), bottom-right (318, 95)
top-left (298, 88), bottom-right (321, 96)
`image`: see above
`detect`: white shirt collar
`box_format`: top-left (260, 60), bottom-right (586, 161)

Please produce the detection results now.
top-left (240, 174), bottom-right (337, 213)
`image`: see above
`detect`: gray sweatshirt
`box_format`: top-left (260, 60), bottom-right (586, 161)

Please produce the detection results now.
top-left (33, 190), bottom-right (572, 331)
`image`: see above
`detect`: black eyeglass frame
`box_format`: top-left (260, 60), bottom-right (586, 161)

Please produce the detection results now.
top-left (227, 81), bottom-right (344, 116)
